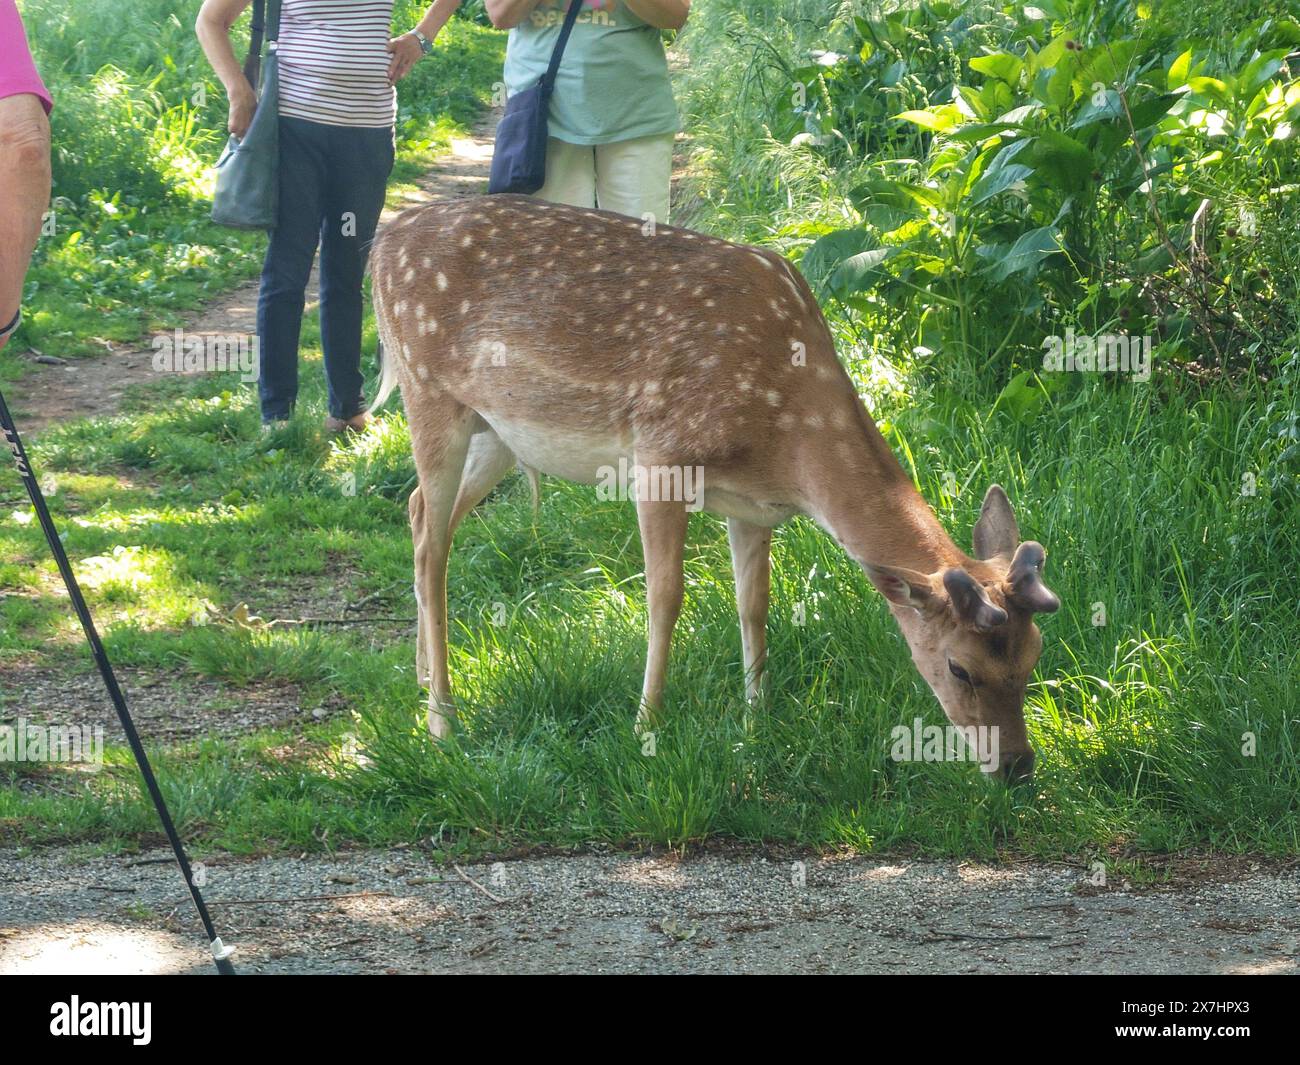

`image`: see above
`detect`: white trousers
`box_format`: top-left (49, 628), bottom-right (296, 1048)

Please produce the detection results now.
top-left (534, 133), bottom-right (674, 225)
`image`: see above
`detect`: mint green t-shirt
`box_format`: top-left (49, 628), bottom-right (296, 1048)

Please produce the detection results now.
top-left (504, 1), bottom-right (679, 146)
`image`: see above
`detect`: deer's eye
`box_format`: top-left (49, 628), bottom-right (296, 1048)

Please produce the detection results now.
top-left (948, 660), bottom-right (975, 686)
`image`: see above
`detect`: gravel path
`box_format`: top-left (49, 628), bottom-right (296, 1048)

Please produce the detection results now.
top-left (2, 847), bottom-right (1296, 975)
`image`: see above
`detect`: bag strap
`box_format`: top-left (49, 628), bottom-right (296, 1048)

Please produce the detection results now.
top-left (540, 0), bottom-right (585, 93)
top-left (241, 0), bottom-right (282, 89)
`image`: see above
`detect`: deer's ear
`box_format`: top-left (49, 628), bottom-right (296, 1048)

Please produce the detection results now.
top-left (866, 564), bottom-right (940, 610)
top-left (943, 568), bottom-right (1008, 631)
top-left (1004, 541), bottom-right (1060, 615)
top-left (972, 484), bottom-right (1020, 560)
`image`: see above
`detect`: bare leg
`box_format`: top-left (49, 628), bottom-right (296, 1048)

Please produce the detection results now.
top-left (727, 517), bottom-right (772, 703)
top-left (634, 489), bottom-right (688, 730)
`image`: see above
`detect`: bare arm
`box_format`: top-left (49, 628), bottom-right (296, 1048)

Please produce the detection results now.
top-left (195, 0), bottom-right (257, 137)
top-left (0, 94), bottom-right (51, 352)
top-left (387, 0), bottom-right (462, 86)
top-left (623, 0), bottom-right (689, 31)
top-left (484, 0), bottom-right (543, 31)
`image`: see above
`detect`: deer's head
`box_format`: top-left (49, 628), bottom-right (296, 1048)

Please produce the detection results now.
top-left (867, 486), bottom-right (1058, 784)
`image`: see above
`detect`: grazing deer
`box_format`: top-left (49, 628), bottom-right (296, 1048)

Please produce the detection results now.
top-left (369, 195), bottom-right (1058, 781)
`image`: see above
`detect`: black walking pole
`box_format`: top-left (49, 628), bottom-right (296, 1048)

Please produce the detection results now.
top-left (0, 388), bottom-right (236, 975)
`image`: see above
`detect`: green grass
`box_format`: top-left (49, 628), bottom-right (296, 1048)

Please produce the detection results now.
top-left (1, 0), bottom-right (1296, 864)
top-left (1, 341), bottom-right (1295, 858)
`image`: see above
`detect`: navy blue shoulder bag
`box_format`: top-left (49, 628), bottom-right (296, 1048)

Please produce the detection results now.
top-left (488, 0), bottom-right (584, 195)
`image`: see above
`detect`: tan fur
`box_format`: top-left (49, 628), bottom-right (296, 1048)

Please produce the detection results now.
top-left (370, 195), bottom-right (1057, 780)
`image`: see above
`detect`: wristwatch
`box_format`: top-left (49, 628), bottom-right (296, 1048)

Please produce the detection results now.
top-left (410, 29), bottom-right (432, 55)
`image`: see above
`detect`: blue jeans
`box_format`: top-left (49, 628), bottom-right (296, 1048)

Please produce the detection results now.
top-left (257, 117), bottom-right (395, 422)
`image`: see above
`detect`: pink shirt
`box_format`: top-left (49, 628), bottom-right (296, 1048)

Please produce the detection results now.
top-left (0, 0), bottom-right (51, 112)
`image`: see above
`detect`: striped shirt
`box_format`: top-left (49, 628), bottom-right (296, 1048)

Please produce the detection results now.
top-left (276, 0), bottom-right (395, 128)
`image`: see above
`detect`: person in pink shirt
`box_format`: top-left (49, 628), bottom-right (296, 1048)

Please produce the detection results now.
top-left (0, 0), bottom-right (52, 352)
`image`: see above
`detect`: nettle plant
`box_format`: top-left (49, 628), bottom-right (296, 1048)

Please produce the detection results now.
top-left (791, 0), bottom-right (1300, 381)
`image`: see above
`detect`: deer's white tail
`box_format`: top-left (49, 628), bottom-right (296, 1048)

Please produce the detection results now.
top-left (368, 255), bottom-right (401, 414)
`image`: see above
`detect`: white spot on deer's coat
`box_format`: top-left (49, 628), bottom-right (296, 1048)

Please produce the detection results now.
top-left (436, 272), bottom-right (448, 291)
top-left (766, 390), bottom-right (782, 407)
top-left (460, 300), bottom-right (470, 315)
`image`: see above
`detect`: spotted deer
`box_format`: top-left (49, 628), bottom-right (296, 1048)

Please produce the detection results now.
top-left (369, 195), bottom-right (1059, 782)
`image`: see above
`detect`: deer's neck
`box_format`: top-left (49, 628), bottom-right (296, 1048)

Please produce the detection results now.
top-left (801, 402), bottom-right (962, 575)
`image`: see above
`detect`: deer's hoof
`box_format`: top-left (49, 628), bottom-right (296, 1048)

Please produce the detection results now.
top-left (427, 707), bottom-right (456, 742)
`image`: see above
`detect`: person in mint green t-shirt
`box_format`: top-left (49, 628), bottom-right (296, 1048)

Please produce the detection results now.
top-left (488, 1), bottom-right (689, 225)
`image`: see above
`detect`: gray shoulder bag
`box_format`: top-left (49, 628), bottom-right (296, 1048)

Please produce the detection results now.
top-left (211, 0), bottom-right (281, 230)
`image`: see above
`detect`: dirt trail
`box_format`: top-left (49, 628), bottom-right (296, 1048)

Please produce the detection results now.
top-left (8, 115), bottom-right (497, 437)
top-left (1, 847), bottom-right (1296, 975)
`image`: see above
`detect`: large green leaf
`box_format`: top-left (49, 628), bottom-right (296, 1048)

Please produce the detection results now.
top-left (829, 247), bottom-right (898, 297)
top-left (977, 224), bottom-right (1064, 282)
top-left (799, 229), bottom-right (877, 288)
top-left (1028, 130), bottom-right (1095, 193)
top-left (970, 52), bottom-right (1023, 86)
top-left (1127, 92), bottom-right (1182, 131)
top-left (894, 106), bottom-right (964, 132)
top-left (968, 162), bottom-right (1034, 206)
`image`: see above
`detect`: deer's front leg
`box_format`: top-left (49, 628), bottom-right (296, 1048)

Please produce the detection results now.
top-left (634, 491), bottom-right (688, 730)
top-left (727, 517), bottom-right (772, 703)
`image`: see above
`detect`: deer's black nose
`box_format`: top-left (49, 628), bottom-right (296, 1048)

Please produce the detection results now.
top-left (997, 750), bottom-right (1035, 785)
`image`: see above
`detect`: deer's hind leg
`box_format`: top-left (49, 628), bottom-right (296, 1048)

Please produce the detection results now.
top-left (407, 394), bottom-right (474, 739)
top-left (449, 430), bottom-right (517, 534)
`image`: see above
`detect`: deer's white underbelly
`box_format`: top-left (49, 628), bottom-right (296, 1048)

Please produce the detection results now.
top-left (479, 414), bottom-right (629, 486)
top-left (477, 414), bottom-right (799, 528)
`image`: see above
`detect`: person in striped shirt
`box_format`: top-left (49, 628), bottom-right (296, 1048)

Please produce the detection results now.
top-left (197, 0), bottom-right (460, 431)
